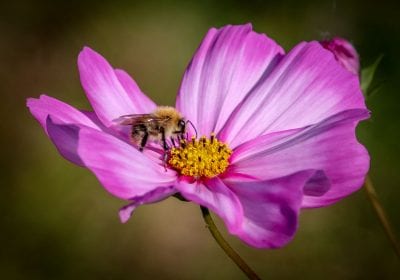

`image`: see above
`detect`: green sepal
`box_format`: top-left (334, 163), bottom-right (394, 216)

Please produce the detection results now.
top-left (361, 55), bottom-right (383, 97)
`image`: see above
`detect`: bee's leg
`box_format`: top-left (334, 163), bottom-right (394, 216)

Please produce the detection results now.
top-left (170, 137), bottom-right (176, 147)
top-left (160, 127), bottom-right (169, 171)
top-left (162, 153), bottom-right (169, 172)
top-left (160, 127), bottom-right (168, 151)
top-left (136, 125), bottom-right (148, 152)
top-left (139, 134), bottom-right (148, 152)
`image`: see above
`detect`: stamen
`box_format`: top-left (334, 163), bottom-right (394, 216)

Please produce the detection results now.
top-left (168, 133), bottom-right (232, 178)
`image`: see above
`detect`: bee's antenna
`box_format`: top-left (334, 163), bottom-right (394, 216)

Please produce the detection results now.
top-left (186, 120), bottom-right (198, 138)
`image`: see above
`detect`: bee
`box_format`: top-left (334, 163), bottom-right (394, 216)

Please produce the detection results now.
top-left (114, 106), bottom-right (195, 155)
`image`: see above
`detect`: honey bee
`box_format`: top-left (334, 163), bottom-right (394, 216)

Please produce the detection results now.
top-left (114, 106), bottom-right (195, 154)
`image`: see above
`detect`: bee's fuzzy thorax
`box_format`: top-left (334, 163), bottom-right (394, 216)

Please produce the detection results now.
top-left (153, 106), bottom-right (182, 122)
top-left (152, 106), bottom-right (184, 137)
top-left (153, 106), bottom-right (182, 117)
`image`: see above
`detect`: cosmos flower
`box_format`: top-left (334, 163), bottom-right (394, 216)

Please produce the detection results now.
top-left (27, 24), bottom-right (369, 248)
top-left (320, 37), bottom-right (360, 75)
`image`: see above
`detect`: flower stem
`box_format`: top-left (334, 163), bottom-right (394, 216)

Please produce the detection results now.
top-left (200, 206), bottom-right (261, 280)
top-left (364, 175), bottom-right (400, 259)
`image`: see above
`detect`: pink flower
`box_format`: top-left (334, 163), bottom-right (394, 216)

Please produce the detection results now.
top-left (27, 24), bottom-right (369, 248)
top-left (320, 37), bottom-right (360, 75)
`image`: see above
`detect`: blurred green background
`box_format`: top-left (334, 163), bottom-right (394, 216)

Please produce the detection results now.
top-left (1, 0), bottom-right (399, 279)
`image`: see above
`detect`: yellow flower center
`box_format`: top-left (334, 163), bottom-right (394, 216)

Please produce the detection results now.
top-left (168, 134), bottom-right (232, 178)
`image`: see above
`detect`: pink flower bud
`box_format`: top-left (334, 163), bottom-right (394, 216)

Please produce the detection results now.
top-left (320, 37), bottom-right (359, 75)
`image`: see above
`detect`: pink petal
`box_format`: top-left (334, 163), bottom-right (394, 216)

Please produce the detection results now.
top-left (27, 95), bottom-right (101, 166)
top-left (225, 171), bottom-right (312, 248)
top-left (46, 116), bottom-right (86, 166)
top-left (114, 69), bottom-right (157, 112)
top-left (27, 95), bottom-right (99, 135)
top-left (176, 24), bottom-right (284, 136)
top-left (78, 47), bottom-right (155, 127)
top-left (229, 109), bottom-right (370, 207)
top-left (219, 41), bottom-right (367, 148)
top-left (45, 114), bottom-right (133, 167)
top-left (77, 126), bottom-right (177, 200)
top-left (80, 110), bottom-right (107, 130)
top-left (119, 186), bottom-right (176, 223)
top-left (175, 177), bottom-right (243, 233)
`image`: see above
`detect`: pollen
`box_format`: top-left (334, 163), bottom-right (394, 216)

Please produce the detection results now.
top-left (168, 134), bottom-right (232, 178)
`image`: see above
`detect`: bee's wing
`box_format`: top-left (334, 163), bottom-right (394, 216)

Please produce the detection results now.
top-left (113, 114), bottom-right (169, 126)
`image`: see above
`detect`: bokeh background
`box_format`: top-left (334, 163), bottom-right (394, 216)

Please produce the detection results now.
top-left (1, 0), bottom-right (399, 279)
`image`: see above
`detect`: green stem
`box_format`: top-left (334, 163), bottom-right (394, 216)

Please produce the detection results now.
top-left (364, 175), bottom-right (400, 259)
top-left (200, 206), bottom-right (261, 280)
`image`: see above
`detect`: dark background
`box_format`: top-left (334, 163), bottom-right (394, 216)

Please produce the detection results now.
top-left (1, 0), bottom-right (399, 279)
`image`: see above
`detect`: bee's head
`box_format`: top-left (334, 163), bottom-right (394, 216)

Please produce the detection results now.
top-left (178, 119), bottom-right (186, 134)
top-left (175, 119), bottom-right (197, 138)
